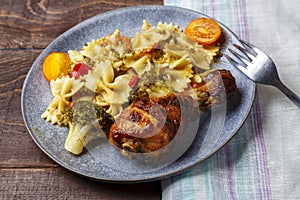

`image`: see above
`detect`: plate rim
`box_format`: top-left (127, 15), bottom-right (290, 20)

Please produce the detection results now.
top-left (21, 5), bottom-right (256, 183)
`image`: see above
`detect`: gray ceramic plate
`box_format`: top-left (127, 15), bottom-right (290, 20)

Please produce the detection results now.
top-left (21, 5), bottom-right (255, 182)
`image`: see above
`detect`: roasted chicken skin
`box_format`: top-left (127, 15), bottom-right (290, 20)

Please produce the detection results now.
top-left (109, 93), bottom-right (190, 153)
top-left (191, 69), bottom-right (237, 109)
top-left (109, 69), bottom-right (237, 154)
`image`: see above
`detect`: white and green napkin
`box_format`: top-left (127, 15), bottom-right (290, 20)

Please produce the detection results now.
top-left (162, 0), bottom-right (300, 199)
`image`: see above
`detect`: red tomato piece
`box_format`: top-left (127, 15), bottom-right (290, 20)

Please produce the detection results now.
top-left (70, 63), bottom-right (92, 79)
top-left (129, 75), bottom-right (139, 88)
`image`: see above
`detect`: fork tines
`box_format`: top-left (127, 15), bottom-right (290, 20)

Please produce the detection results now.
top-left (225, 40), bottom-right (256, 68)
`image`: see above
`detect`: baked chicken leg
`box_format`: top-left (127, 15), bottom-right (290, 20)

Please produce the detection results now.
top-left (109, 69), bottom-right (237, 154)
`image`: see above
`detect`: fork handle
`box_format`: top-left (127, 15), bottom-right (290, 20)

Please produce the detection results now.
top-left (274, 80), bottom-right (300, 108)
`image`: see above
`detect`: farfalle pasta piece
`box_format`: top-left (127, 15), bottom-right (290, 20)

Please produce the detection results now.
top-left (165, 35), bottom-right (219, 70)
top-left (123, 54), bottom-right (152, 76)
top-left (164, 55), bottom-right (194, 92)
top-left (68, 50), bottom-right (85, 64)
top-left (80, 29), bottom-right (130, 63)
top-left (95, 97), bottom-right (124, 118)
top-left (164, 68), bottom-right (192, 92)
top-left (131, 20), bottom-right (179, 50)
top-left (84, 60), bottom-right (134, 118)
top-left (84, 60), bottom-right (114, 92)
top-left (41, 76), bottom-right (83, 126)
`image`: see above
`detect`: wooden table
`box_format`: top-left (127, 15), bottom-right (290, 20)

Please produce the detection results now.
top-left (0, 0), bottom-right (163, 199)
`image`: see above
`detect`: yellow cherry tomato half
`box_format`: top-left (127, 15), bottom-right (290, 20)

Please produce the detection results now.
top-left (185, 18), bottom-right (222, 45)
top-left (42, 52), bottom-right (71, 83)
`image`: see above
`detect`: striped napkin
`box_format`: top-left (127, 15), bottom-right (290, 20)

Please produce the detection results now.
top-left (162, 0), bottom-right (300, 199)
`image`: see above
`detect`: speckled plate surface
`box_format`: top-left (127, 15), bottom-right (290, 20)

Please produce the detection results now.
top-left (21, 5), bottom-right (255, 182)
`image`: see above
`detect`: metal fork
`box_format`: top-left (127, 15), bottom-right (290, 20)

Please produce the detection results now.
top-left (225, 40), bottom-right (300, 108)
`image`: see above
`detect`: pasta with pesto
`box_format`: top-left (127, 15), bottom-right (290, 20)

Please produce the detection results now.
top-left (41, 19), bottom-right (221, 155)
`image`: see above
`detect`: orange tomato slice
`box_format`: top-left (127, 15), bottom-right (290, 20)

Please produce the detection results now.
top-left (42, 52), bottom-right (71, 83)
top-left (185, 18), bottom-right (222, 45)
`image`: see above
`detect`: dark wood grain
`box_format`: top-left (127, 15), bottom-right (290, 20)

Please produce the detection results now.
top-left (0, 50), bottom-right (54, 168)
top-left (0, 0), bottom-right (163, 49)
top-left (1, 168), bottom-right (161, 200)
top-left (0, 0), bottom-right (163, 199)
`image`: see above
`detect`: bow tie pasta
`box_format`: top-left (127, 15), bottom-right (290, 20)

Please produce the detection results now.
top-left (41, 76), bottom-right (83, 126)
top-left (41, 20), bottom-right (221, 155)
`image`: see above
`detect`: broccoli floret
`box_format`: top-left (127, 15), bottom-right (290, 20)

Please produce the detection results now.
top-left (129, 66), bottom-right (171, 102)
top-left (64, 100), bottom-right (115, 155)
top-left (72, 100), bottom-right (114, 134)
